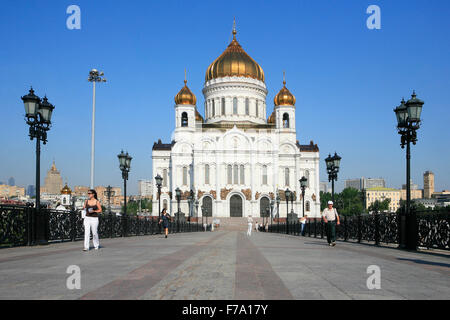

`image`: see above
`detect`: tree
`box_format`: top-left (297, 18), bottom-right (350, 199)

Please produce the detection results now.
top-left (368, 198), bottom-right (390, 213)
top-left (320, 191), bottom-right (332, 211)
top-left (121, 198), bottom-right (152, 215)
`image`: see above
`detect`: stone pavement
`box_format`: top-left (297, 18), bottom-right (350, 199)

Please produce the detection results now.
top-left (0, 231), bottom-right (449, 300)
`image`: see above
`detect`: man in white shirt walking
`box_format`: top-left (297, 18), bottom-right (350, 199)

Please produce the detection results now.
top-left (322, 201), bottom-right (340, 246)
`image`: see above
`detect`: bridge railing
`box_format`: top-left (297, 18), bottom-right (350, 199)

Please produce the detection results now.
top-left (268, 208), bottom-right (450, 251)
top-left (0, 205), bottom-right (202, 248)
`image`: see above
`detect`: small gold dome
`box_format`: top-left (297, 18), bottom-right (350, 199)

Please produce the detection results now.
top-left (175, 80), bottom-right (197, 105)
top-left (61, 184), bottom-right (72, 195)
top-left (205, 28), bottom-right (264, 82)
top-left (274, 79), bottom-right (296, 106)
top-left (195, 108), bottom-right (204, 122)
top-left (267, 110), bottom-right (275, 124)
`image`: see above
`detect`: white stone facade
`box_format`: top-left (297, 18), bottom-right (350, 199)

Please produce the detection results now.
top-left (152, 74), bottom-right (321, 219)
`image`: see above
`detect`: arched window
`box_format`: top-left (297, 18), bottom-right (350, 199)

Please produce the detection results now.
top-left (233, 97), bottom-right (238, 115)
top-left (181, 112), bottom-right (188, 127)
top-left (227, 165), bottom-right (232, 184)
top-left (245, 98), bottom-right (249, 115)
top-left (283, 113), bottom-right (289, 128)
top-left (221, 98), bottom-right (225, 115)
top-left (262, 165), bottom-right (267, 185)
top-left (163, 169), bottom-right (167, 187)
top-left (183, 166), bottom-right (188, 186)
top-left (212, 100), bottom-right (215, 117)
top-left (285, 168), bottom-right (290, 186)
top-left (233, 164), bottom-right (238, 184)
top-left (305, 170), bottom-right (310, 187)
top-left (256, 100), bottom-right (259, 117)
top-left (205, 164), bottom-right (210, 185)
top-left (306, 201), bottom-right (310, 212)
top-left (240, 165), bottom-right (245, 185)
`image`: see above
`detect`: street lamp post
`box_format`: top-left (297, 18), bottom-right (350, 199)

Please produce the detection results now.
top-left (175, 187), bottom-right (181, 233)
top-left (300, 176), bottom-right (308, 217)
top-left (285, 188), bottom-right (291, 234)
top-left (106, 185), bottom-right (114, 214)
top-left (270, 200), bottom-right (274, 232)
top-left (394, 91), bottom-right (424, 250)
top-left (187, 190), bottom-right (194, 221)
top-left (325, 152), bottom-right (341, 203)
top-left (155, 174), bottom-right (162, 219)
top-left (195, 199), bottom-right (199, 227)
top-left (21, 88), bottom-right (55, 245)
top-left (290, 191), bottom-right (295, 215)
top-left (118, 150), bottom-right (132, 237)
top-left (276, 193), bottom-right (280, 231)
top-left (201, 205), bottom-right (204, 231)
top-left (87, 69), bottom-right (106, 189)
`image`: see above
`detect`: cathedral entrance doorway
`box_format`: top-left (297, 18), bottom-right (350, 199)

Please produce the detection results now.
top-left (260, 197), bottom-right (270, 217)
top-left (230, 194), bottom-right (243, 217)
top-left (202, 196), bottom-right (213, 217)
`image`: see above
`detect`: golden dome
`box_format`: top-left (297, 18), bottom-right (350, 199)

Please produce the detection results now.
top-left (61, 184), bottom-right (72, 195)
top-left (175, 80), bottom-right (197, 105)
top-left (274, 78), bottom-right (296, 106)
top-left (267, 110), bottom-right (275, 124)
top-left (205, 28), bottom-right (264, 82)
top-left (195, 108), bottom-right (204, 122)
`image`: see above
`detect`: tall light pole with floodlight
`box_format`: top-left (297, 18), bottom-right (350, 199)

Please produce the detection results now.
top-left (88, 69), bottom-right (106, 189)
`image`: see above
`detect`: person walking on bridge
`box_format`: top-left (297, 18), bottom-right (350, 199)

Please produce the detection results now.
top-left (83, 189), bottom-right (102, 251)
top-left (247, 215), bottom-right (254, 236)
top-left (322, 201), bottom-right (340, 246)
top-left (159, 208), bottom-right (171, 238)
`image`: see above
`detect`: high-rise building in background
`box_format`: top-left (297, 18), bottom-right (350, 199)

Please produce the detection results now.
top-left (8, 177), bottom-right (15, 186)
top-left (345, 179), bottom-right (362, 190)
top-left (345, 177), bottom-right (385, 191)
top-left (138, 179), bottom-right (153, 197)
top-left (42, 161), bottom-right (63, 195)
top-left (27, 185), bottom-right (36, 197)
top-left (402, 179), bottom-right (419, 190)
top-left (319, 182), bottom-right (328, 193)
top-left (424, 171), bottom-right (434, 198)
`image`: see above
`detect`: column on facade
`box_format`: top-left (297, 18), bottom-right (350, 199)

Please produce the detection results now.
top-left (273, 138), bottom-right (280, 216)
top-left (295, 153), bottom-right (301, 216)
top-left (315, 156), bottom-right (320, 217)
top-left (215, 149), bottom-right (220, 218)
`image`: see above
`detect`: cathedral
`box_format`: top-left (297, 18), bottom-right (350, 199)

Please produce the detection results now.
top-left (152, 26), bottom-right (320, 219)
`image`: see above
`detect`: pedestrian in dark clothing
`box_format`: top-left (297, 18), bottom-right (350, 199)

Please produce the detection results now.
top-left (159, 208), bottom-right (171, 238)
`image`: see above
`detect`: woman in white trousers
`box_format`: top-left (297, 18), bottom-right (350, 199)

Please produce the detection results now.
top-left (83, 189), bottom-right (102, 251)
top-left (247, 215), bottom-right (253, 236)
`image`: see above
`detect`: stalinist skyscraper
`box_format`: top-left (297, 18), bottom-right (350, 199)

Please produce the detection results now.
top-left (423, 171), bottom-right (434, 198)
top-left (42, 161), bottom-right (64, 195)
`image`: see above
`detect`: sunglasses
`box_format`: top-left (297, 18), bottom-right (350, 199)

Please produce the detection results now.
top-left (88, 192), bottom-right (93, 195)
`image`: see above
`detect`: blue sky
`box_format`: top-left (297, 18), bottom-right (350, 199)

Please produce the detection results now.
top-left (0, 0), bottom-right (449, 195)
